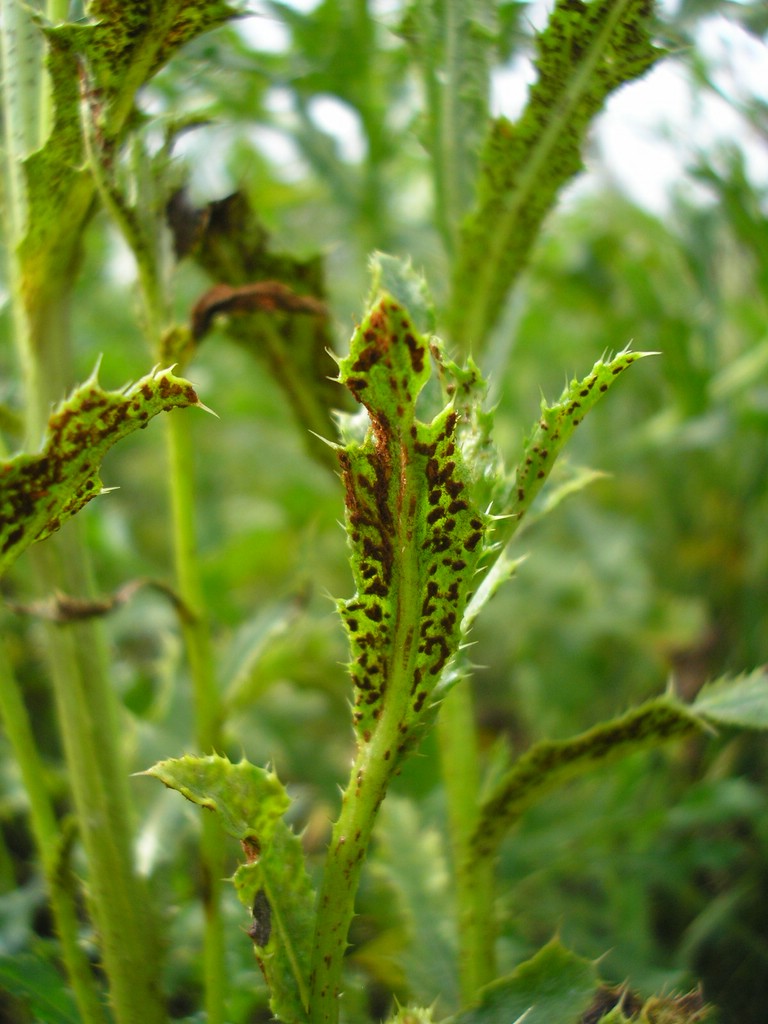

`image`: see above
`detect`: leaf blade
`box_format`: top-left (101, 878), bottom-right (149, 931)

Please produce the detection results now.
top-left (0, 366), bottom-right (205, 577)
top-left (450, 938), bottom-right (600, 1024)
top-left (450, 0), bottom-right (664, 347)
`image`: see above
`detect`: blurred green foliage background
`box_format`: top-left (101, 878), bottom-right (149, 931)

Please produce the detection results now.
top-left (1, 1), bottom-right (768, 1021)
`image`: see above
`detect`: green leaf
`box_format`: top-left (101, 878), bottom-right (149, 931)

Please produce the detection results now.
top-left (0, 365), bottom-right (206, 577)
top-left (0, 952), bottom-right (80, 1024)
top-left (693, 669), bottom-right (768, 730)
top-left (145, 754), bottom-right (314, 1022)
top-left (369, 252), bottom-right (436, 335)
top-left (509, 350), bottom-right (655, 528)
top-left (449, 938), bottom-right (600, 1024)
top-left (372, 797), bottom-right (459, 1013)
top-left (384, 1008), bottom-right (436, 1024)
top-left (471, 696), bottom-right (703, 862)
top-left (449, 0), bottom-right (664, 347)
top-left (233, 825), bottom-right (315, 1024)
top-left (52, 0), bottom-right (236, 101)
top-left (142, 753), bottom-right (289, 844)
top-left (336, 261), bottom-right (491, 749)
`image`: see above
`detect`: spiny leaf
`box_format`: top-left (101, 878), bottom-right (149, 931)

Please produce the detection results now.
top-left (509, 350), bottom-right (655, 526)
top-left (142, 754), bottom-right (289, 844)
top-left (0, 366), bottom-right (205, 577)
top-left (471, 695), bottom-right (703, 862)
top-left (145, 754), bottom-right (314, 1023)
top-left (450, 0), bottom-right (664, 347)
top-left (449, 938), bottom-right (600, 1024)
top-left (693, 669), bottom-right (768, 730)
top-left (336, 274), bottom-right (491, 749)
top-left (50, 1), bottom-right (237, 108)
top-left (385, 1008), bottom-right (436, 1024)
top-left (18, 2), bottom-right (237, 316)
top-left (233, 826), bottom-right (314, 1024)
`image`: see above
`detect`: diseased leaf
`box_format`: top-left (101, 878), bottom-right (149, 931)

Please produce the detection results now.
top-left (693, 669), bottom-right (768, 730)
top-left (143, 754), bottom-right (289, 844)
top-left (449, 938), bottom-right (600, 1024)
top-left (509, 350), bottom-right (655, 527)
top-left (170, 189), bottom-right (340, 469)
top-left (0, 366), bottom-right (205, 577)
top-left (450, 0), bottom-right (664, 347)
top-left (471, 696), bottom-right (703, 862)
top-left (191, 281), bottom-right (327, 340)
top-left (50, 1), bottom-right (237, 107)
top-left (18, 2), bottom-right (237, 320)
top-left (233, 825), bottom-right (315, 1024)
top-left (145, 754), bottom-right (314, 1023)
top-left (336, 266), bottom-right (491, 749)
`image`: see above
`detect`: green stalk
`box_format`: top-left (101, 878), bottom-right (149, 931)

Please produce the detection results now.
top-left (0, 639), bottom-right (108, 1024)
top-left (30, 538), bottom-right (167, 1024)
top-left (308, 726), bottom-right (397, 1024)
top-left (310, 397), bottom-right (431, 1024)
top-left (165, 410), bottom-right (227, 1024)
top-left (437, 683), bottom-right (496, 1003)
top-left (2, 6), bottom-right (167, 1020)
top-left (82, 53), bottom-right (228, 1020)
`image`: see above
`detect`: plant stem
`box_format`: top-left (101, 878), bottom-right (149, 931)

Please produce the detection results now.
top-left (437, 682), bottom-right (496, 1003)
top-left (2, 5), bottom-right (168, 1018)
top-left (308, 727), bottom-right (396, 1024)
top-left (31, 535), bottom-right (167, 1024)
top-left (0, 639), bottom-right (108, 1024)
top-left (165, 408), bottom-right (227, 1024)
top-left (84, 62), bottom-right (228, 1018)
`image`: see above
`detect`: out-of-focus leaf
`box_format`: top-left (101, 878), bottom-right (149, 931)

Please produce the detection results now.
top-left (169, 188), bottom-right (340, 469)
top-left (471, 696), bottom-right (704, 861)
top-left (450, 0), bottom-right (664, 347)
top-left (384, 1007), bottom-right (436, 1024)
top-left (371, 797), bottom-right (459, 1013)
top-left (0, 366), bottom-right (207, 577)
top-left (0, 952), bottom-right (80, 1024)
top-left (449, 938), bottom-right (599, 1024)
top-left (400, 0), bottom-right (495, 250)
top-left (221, 594), bottom-right (307, 712)
top-left (693, 669), bottom-right (768, 730)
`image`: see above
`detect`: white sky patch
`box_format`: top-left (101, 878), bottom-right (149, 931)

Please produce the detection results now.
top-left (491, 55), bottom-right (537, 121)
top-left (237, 11), bottom-right (291, 53)
top-left (307, 95), bottom-right (367, 163)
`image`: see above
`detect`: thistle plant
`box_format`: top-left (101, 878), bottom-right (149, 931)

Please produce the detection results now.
top-left (1, 2), bottom-right (767, 1024)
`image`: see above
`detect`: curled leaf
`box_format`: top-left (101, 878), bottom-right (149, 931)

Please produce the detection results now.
top-left (191, 281), bottom-right (328, 341)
